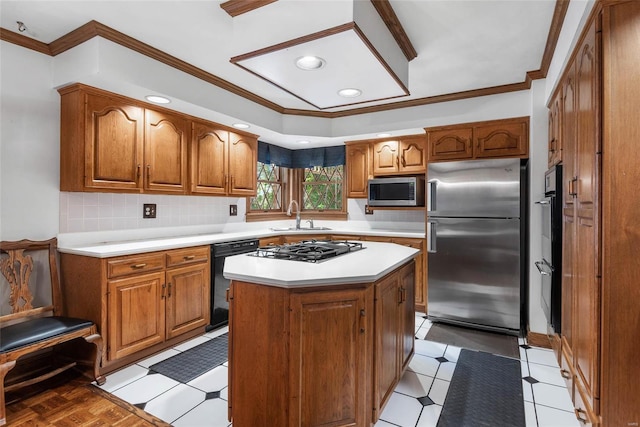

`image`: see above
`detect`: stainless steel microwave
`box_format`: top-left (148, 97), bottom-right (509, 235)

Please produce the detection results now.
top-left (367, 177), bottom-right (425, 207)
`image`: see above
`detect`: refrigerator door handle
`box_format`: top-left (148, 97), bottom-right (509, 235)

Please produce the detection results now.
top-left (427, 179), bottom-right (438, 212)
top-left (535, 260), bottom-right (553, 275)
top-left (427, 220), bottom-right (437, 253)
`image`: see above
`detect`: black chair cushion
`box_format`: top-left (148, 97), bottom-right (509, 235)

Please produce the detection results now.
top-left (0, 316), bottom-right (94, 353)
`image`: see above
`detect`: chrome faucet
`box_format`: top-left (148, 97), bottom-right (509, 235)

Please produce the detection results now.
top-left (306, 219), bottom-right (314, 229)
top-left (287, 200), bottom-right (301, 229)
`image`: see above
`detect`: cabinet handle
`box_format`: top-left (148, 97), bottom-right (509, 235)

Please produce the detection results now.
top-left (224, 175), bottom-right (228, 186)
top-left (395, 156), bottom-right (399, 167)
top-left (401, 155), bottom-right (406, 167)
top-left (161, 283), bottom-right (166, 299)
top-left (167, 283), bottom-right (172, 298)
top-left (226, 288), bottom-right (230, 302)
top-left (183, 255), bottom-right (195, 261)
top-left (146, 164), bottom-right (151, 181)
top-left (560, 369), bottom-right (571, 379)
top-left (130, 263), bottom-right (147, 269)
top-left (575, 408), bottom-right (588, 424)
top-left (398, 287), bottom-right (403, 304)
top-left (569, 177), bottom-right (578, 197)
top-left (137, 164), bottom-right (141, 178)
top-left (360, 309), bottom-right (366, 317)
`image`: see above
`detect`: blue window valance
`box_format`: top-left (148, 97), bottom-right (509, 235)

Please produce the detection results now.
top-left (257, 141), bottom-right (345, 168)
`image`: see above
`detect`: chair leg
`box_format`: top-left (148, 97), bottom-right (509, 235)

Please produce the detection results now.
top-left (0, 360), bottom-right (17, 427)
top-left (84, 334), bottom-right (106, 386)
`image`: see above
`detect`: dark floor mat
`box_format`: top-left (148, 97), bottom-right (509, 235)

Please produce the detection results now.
top-left (437, 349), bottom-right (525, 427)
top-left (149, 334), bottom-right (228, 384)
top-left (425, 322), bottom-right (520, 359)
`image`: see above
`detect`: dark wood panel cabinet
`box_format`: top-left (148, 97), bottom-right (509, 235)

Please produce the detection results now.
top-left (551, 3), bottom-right (640, 425)
top-left (425, 117), bottom-right (529, 162)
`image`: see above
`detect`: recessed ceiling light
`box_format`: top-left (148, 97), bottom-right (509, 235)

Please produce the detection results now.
top-left (338, 88), bottom-right (362, 98)
top-left (145, 95), bottom-right (171, 104)
top-left (377, 133), bottom-right (391, 137)
top-left (298, 140), bottom-right (310, 144)
top-left (232, 123), bottom-right (250, 129)
top-left (295, 56), bottom-right (326, 70)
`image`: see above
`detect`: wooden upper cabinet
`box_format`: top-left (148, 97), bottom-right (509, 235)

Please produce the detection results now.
top-left (426, 117), bottom-right (529, 162)
top-left (372, 140), bottom-right (399, 175)
top-left (398, 136), bottom-right (427, 173)
top-left (346, 142), bottom-right (370, 198)
top-left (144, 109), bottom-right (188, 194)
top-left (191, 121), bottom-right (228, 195)
top-left (548, 90), bottom-right (562, 167)
top-left (59, 84), bottom-right (257, 196)
top-left (427, 127), bottom-right (473, 162)
top-left (372, 136), bottom-right (426, 175)
top-left (228, 132), bottom-right (257, 196)
top-left (84, 94), bottom-right (144, 191)
top-left (473, 118), bottom-right (529, 159)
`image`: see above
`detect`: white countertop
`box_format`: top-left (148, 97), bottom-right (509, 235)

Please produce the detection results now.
top-left (57, 227), bottom-right (425, 258)
top-left (223, 241), bottom-right (419, 288)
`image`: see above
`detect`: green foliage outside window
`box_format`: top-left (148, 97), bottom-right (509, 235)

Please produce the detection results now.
top-left (302, 165), bottom-right (343, 211)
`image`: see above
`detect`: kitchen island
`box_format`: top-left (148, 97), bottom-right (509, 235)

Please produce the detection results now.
top-left (223, 241), bottom-right (418, 427)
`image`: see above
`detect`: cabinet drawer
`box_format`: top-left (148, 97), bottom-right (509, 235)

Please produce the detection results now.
top-left (107, 253), bottom-right (165, 279)
top-left (560, 344), bottom-right (575, 402)
top-left (574, 378), bottom-right (598, 426)
top-left (166, 246), bottom-right (209, 267)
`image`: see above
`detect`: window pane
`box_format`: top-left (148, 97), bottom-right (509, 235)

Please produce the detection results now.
top-left (302, 165), bottom-right (343, 210)
top-left (250, 162), bottom-right (282, 211)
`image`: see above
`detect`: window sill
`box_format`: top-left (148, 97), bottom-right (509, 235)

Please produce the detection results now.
top-left (246, 211), bottom-right (348, 222)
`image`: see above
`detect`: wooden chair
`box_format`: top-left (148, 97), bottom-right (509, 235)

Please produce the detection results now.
top-left (0, 238), bottom-right (105, 426)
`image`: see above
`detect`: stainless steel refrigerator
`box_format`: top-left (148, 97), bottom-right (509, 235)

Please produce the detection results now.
top-left (427, 158), bottom-right (526, 334)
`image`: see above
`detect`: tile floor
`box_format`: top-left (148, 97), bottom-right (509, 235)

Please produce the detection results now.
top-left (96, 314), bottom-right (580, 427)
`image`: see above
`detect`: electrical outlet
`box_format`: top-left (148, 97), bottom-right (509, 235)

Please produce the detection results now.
top-left (229, 204), bottom-right (238, 216)
top-left (143, 203), bottom-right (157, 218)
top-left (365, 205), bottom-right (374, 215)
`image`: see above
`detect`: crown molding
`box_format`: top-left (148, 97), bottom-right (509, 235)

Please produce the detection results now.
top-left (0, 0), bottom-right (568, 119)
top-left (220, 0), bottom-right (278, 17)
top-left (370, 0), bottom-right (417, 61)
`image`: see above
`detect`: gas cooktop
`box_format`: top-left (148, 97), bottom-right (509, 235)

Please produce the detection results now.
top-left (249, 240), bottom-right (364, 263)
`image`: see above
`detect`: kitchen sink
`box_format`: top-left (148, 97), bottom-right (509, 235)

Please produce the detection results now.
top-left (270, 226), bottom-right (332, 232)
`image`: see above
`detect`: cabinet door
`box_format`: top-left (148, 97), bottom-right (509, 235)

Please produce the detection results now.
top-left (228, 132), bottom-right (257, 196)
top-left (108, 271), bottom-right (165, 360)
top-left (474, 118), bottom-right (528, 158)
top-left (426, 127), bottom-right (473, 162)
top-left (289, 287), bottom-right (372, 427)
top-left (85, 94), bottom-right (144, 190)
top-left (144, 109), bottom-right (188, 193)
top-left (561, 63), bottom-right (576, 351)
top-left (398, 136), bottom-right (426, 173)
top-left (372, 140), bottom-right (399, 175)
top-left (392, 238), bottom-right (425, 312)
top-left (400, 261), bottom-right (415, 371)
top-left (165, 263), bottom-right (210, 339)
top-left (548, 92), bottom-right (562, 167)
top-left (191, 121), bottom-right (228, 195)
top-left (374, 273), bottom-right (401, 417)
top-left (346, 143), bottom-right (370, 198)
top-left (573, 19), bottom-right (600, 407)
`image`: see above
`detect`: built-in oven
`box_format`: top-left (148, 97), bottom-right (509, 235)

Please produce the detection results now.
top-left (535, 165), bottom-right (562, 333)
top-left (207, 239), bottom-right (259, 331)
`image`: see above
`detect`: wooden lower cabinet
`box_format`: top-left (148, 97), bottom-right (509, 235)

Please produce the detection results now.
top-left (228, 260), bottom-right (415, 427)
top-left (60, 246), bottom-right (210, 373)
top-left (364, 236), bottom-right (426, 313)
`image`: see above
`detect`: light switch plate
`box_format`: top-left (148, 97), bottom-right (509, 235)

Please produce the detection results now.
top-left (143, 203), bottom-right (157, 218)
top-left (365, 205), bottom-right (374, 215)
top-left (229, 204), bottom-right (238, 216)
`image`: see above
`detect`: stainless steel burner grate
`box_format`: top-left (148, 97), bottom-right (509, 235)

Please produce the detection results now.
top-left (249, 240), bottom-right (364, 263)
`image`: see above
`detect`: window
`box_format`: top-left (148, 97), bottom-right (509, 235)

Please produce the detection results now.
top-left (301, 165), bottom-right (343, 211)
top-left (250, 162), bottom-right (282, 211)
top-left (247, 164), bottom-right (346, 221)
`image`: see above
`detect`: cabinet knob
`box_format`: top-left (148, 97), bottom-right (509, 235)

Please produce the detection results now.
top-left (575, 408), bottom-right (588, 424)
top-left (560, 369), bottom-right (571, 379)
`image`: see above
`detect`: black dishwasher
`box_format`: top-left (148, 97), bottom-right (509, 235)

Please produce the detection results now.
top-left (207, 239), bottom-right (259, 331)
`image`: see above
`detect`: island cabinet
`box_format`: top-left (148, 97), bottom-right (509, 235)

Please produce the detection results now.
top-left (227, 259), bottom-right (415, 427)
top-left (59, 245), bottom-right (210, 373)
top-left (58, 83), bottom-right (257, 196)
top-left (373, 261), bottom-right (415, 420)
top-left (190, 121), bottom-right (258, 196)
top-left (425, 116), bottom-right (529, 162)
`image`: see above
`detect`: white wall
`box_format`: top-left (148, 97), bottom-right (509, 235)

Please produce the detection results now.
top-left (0, 42), bottom-right (60, 241)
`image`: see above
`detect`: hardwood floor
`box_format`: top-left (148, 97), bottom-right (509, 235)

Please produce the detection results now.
top-left (5, 369), bottom-right (170, 426)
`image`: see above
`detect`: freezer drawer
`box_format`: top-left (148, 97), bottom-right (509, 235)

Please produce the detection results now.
top-left (427, 217), bottom-right (520, 331)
